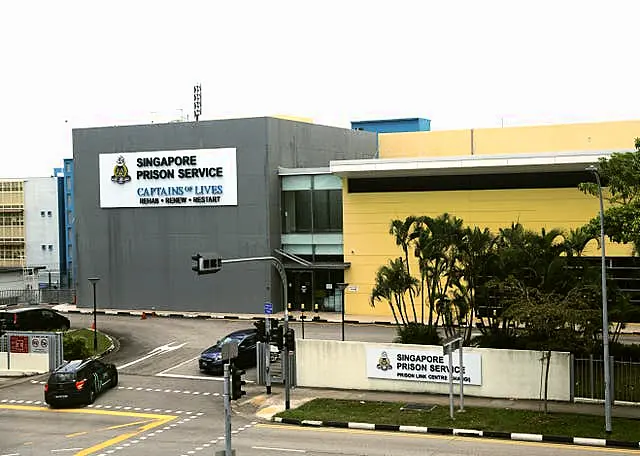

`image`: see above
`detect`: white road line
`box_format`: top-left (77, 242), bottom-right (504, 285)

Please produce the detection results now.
top-left (51, 449), bottom-right (83, 453)
top-left (252, 446), bottom-right (305, 453)
top-left (117, 342), bottom-right (187, 369)
top-left (157, 355), bottom-right (199, 375)
top-left (155, 373), bottom-right (255, 383)
top-left (1, 453), bottom-right (21, 456)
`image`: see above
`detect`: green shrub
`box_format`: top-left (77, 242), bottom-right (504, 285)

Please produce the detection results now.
top-left (63, 334), bottom-right (92, 360)
top-left (394, 323), bottom-right (441, 345)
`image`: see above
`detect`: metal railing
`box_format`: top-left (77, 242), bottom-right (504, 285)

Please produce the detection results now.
top-left (0, 288), bottom-right (75, 307)
top-left (573, 356), bottom-right (640, 403)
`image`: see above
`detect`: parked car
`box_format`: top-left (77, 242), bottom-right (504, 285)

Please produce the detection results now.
top-left (199, 328), bottom-right (279, 374)
top-left (44, 358), bottom-right (118, 407)
top-left (0, 307), bottom-right (70, 332)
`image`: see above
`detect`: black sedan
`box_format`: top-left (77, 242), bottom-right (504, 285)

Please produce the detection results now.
top-left (199, 328), bottom-right (280, 374)
top-left (45, 358), bottom-right (118, 407)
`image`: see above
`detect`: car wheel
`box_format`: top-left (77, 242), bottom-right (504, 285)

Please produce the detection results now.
top-left (111, 371), bottom-right (118, 388)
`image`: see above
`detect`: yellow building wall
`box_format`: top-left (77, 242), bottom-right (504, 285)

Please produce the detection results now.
top-left (343, 186), bottom-right (631, 317)
top-left (379, 120), bottom-right (640, 159)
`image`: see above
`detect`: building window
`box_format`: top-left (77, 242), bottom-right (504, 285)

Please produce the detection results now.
top-left (67, 210), bottom-right (73, 224)
top-left (48, 244), bottom-right (53, 251)
top-left (282, 190), bottom-right (312, 233)
top-left (312, 190), bottom-right (343, 232)
top-left (66, 194), bottom-right (71, 207)
top-left (40, 211), bottom-right (45, 217)
top-left (41, 244), bottom-right (46, 250)
top-left (66, 176), bottom-right (71, 188)
top-left (65, 162), bottom-right (72, 172)
top-left (47, 211), bottom-right (52, 217)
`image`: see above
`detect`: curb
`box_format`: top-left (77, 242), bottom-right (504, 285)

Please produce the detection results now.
top-left (57, 309), bottom-right (393, 326)
top-left (56, 308), bottom-right (640, 334)
top-left (271, 417), bottom-right (640, 449)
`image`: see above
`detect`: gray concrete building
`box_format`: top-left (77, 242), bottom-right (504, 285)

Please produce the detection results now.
top-left (73, 117), bottom-right (376, 313)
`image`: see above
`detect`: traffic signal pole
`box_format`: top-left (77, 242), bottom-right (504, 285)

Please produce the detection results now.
top-left (193, 254), bottom-right (291, 410)
top-left (223, 363), bottom-right (232, 456)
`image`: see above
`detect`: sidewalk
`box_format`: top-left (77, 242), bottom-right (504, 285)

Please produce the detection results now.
top-left (51, 303), bottom-right (640, 334)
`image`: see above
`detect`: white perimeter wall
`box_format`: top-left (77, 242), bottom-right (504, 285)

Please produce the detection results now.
top-left (0, 352), bottom-right (49, 373)
top-left (295, 339), bottom-right (572, 401)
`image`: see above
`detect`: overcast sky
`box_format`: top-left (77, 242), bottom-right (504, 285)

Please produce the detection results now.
top-left (2, 0), bottom-right (640, 177)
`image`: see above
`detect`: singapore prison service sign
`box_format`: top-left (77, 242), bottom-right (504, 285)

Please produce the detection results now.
top-left (98, 148), bottom-right (238, 208)
top-left (366, 347), bottom-right (482, 385)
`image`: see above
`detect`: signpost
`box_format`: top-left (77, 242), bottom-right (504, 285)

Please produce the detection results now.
top-left (443, 336), bottom-right (463, 419)
top-left (264, 302), bottom-right (273, 395)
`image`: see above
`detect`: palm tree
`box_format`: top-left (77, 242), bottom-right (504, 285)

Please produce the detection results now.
top-left (453, 226), bottom-right (496, 343)
top-left (390, 217), bottom-right (418, 320)
top-left (370, 257), bottom-right (420, 327)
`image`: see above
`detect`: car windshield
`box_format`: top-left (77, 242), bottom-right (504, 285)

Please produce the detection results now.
top-left (216, 334), bottom-right (245, 347)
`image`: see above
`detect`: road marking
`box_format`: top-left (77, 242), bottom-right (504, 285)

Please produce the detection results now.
top-left (51, 449), bottom-right (83, 453)
top-left (155, 372), bottom-right (255, 383)
top-left (256, 424), bottom-right (635, 453)
top-left (66, 419), bottom-right (155, 437)
top-left (117, 342), bottom-right (187, 369)
top-left (74, 415), bottom-right (175, 456)
top-left (156, 355), bottom-right (199, 375)
top-left (252, 446), bottom-right (305, 453)
top-left (0, 453), bottom-right (20, 456)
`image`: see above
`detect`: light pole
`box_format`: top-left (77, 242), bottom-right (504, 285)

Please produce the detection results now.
top-left (336, 283), bottom-right (349, 341)
top-left (586, 164), bottom-right (612, 433)
top-left (88, 277), bottom-right (100, 354)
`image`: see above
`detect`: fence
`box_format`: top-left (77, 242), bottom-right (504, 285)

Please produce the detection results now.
top-left (0, 288), bottom-right (75, 307)
top-left (573, 356), bottom-right (640, 403)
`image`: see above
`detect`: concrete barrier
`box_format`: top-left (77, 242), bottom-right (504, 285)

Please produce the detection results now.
top-left (296, 339), bottom-right (572, 401)
top-left (0, 353), bottom-right (49, 373)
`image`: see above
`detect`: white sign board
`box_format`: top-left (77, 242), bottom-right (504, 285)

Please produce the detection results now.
top-left (99, 148), bottom-right (238, 208)
top-left (366, 347), bottom-right (482, 385)
top-left (30, 336), bottom-right (49, 354)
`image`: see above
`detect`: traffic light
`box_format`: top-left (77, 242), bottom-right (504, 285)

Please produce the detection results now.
top-left (230, 365), bottom-right (246, 400)
top-left (254, 319), bottom-right (267, 343)
top-left (285, 328), bottom-right (296, 351)
top-left (191, 253), bottom-right (222, 275)
top-left (270, 323), bottom-right (284, 350)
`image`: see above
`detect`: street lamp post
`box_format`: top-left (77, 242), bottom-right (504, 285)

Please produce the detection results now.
top-left (88, 277), bottom-right (100, 354)
top-left (336, 283), bottom-right (349, 341)
top-left (586, 165), bottom-right (612, 434)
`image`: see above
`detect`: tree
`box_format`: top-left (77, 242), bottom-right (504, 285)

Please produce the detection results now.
top-left (579, 138), bottom-right (640, 253)
top-left (370, 257), bottom-right (420, 326)
top-left (504, 282), bottom-right (602, 413)
top-left (451, 226), bottom-right (497, 343)
top-left (390, 217), bottom-right (419, 321)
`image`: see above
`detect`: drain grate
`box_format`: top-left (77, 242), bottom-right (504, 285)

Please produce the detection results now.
top-left (400, 403), bottom-right (437, 412)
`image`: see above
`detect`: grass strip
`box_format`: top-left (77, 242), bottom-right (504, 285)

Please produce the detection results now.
top-left (67, 328), bottom-right (112, 354)
top-left (276, 398), bottom-right (640, 441)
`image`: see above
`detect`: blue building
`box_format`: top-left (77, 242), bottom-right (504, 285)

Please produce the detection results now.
top-left (350, 117), bottom-right (431, 134)
top-left (62, 159), bottom-right (75, 288)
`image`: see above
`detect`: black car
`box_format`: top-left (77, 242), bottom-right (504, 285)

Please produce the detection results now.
top-left (44, 358), bottom-right (118, 407)
top-left (0, 307), bottom-right (70, 332)
top-left (199, 328), bottom-right (261, 374)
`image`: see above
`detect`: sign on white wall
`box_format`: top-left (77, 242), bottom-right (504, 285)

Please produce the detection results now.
top-left (366, 347), bottom-right (482, 385)
top-left (99, 148), bottom-right (237, 208)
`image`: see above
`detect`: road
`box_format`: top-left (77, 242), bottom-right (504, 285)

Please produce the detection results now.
top-left (1, 314), bottom-right (638, 455)
top-left (232, 423), bottom-right (638, 456)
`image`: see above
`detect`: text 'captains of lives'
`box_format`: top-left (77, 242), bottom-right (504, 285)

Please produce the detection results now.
top-left (135, 155), bottom-right (224, 180)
